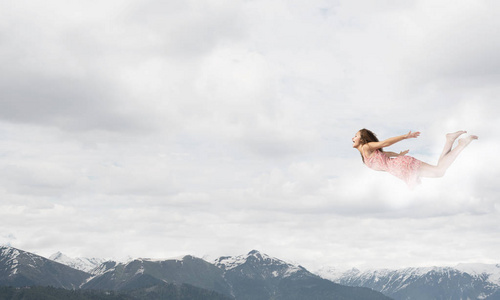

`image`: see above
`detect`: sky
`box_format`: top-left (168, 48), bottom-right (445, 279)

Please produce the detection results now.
top-left (0, 0), bottom-right (499, 272)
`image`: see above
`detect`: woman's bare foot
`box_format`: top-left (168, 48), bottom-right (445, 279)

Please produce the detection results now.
top-left (458, 135), bottom-right (478, 147)
top-left (446, 131), bottom-right (467, 142)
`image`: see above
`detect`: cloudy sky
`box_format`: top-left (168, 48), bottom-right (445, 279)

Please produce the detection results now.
top-left (1, 0), bottom-right (499, 272)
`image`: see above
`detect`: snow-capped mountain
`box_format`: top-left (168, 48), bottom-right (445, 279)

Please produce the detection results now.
top-left (11, 245), bottom-right (500, 300)
top-left (214, 249), bottom-right (303, 278)
top-left (49, 252), bottom-right (107, 273)
top-left (78, 249), bottom-right (390, 299)
top-left (82, 255), bottom-right (231, 294)
top-left (0, 246), bottom-right (90, 289)
top-left (455, 263), bottom-right (500, 286)
top-left (317, 264), bottom-right (500, 300)
top-left (214, 250), bottom-right (391, 300)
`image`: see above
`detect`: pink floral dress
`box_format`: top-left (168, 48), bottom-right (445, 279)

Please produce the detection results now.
top-left (364, 150), bottom-right (422, 188)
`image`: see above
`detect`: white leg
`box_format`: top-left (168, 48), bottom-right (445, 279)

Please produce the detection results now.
top-left (419, 133), bottom-right (478, 178)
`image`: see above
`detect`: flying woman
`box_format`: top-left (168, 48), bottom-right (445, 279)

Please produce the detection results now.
top-left (352, 129), bottom-right (478, 188)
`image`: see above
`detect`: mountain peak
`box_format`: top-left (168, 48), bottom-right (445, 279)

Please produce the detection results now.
top-left (248, 249), bottom-right (261, 256)
top-left (49, 251), bottom-right (67, 261)
top-left (0, 245), bottom-right (21, 256)
top-left (214, 250), bottom-right (273, 271)
top-left (246, 250), bottom-right (271, 261)
top-left (49, 252), bottom-right (107, 273)
top-left (214, 250), bottom-right (305, 280)
top-left (246, 250), bottom-right (276, 262)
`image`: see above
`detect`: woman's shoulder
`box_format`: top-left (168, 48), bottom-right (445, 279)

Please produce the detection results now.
top-left (361, 144), bottom-right (377, 158)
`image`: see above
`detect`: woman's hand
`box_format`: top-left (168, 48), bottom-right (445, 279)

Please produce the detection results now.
top-left (399, 150), bottom-right (409, 156)
top-left (406, 131), bottom-right (420, 139)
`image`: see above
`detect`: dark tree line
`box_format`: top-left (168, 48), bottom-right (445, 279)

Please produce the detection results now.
top-left (0, 284), bottom-right (233, 300)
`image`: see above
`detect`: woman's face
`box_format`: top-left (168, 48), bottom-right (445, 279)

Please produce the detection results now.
top-left (352, 131), bottom-right (361, 148)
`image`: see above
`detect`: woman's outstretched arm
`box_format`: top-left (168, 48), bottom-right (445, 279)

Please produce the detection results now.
top-left (385, 150), bottom-right (410, 157)
top-left (367, 131), bottom-right (420, 150)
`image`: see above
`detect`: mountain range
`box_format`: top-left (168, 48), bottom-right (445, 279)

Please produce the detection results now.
top-left (1, 246), bottom-right (389, 300)
top-left (317, 264), bottom-right (500, 300)
top-left (2, 245), bottom-right (500, 299)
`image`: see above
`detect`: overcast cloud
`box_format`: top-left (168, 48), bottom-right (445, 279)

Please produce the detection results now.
top-left (0, 0), bottom-right (499, 271)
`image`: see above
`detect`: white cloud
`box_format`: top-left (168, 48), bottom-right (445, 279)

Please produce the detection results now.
top-left (0, 0), bottom-right (498, 270)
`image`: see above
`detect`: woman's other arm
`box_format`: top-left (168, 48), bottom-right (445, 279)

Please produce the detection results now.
top-left (385, 150), bottom-right (410, 157)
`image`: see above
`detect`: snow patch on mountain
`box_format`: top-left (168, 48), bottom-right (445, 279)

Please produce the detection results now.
top-left (136, 255), bottom-right (187, 262)
top-left (455, 263), bottom-right (500, 286)
top-left (214, 250), bottom-right (302, 278)
top-left (0, 246), bottom-right (20, 259)
top-left (49, 252), bottom-right (107, 273)
top-left (135, 260), bottom-right (145, 276)
top-left (214, 254), bottom-right (250, 271)
top-left (1, 246), bottom-right (21, 275)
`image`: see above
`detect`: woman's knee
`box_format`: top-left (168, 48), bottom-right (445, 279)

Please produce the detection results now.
top-left (434, 168), bottom-right (446, 177)
top-left (419, 164), bottom-right (446, 178)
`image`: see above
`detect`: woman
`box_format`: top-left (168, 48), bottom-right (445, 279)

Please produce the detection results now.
top-left (352, 129), bottom-right (478, 188)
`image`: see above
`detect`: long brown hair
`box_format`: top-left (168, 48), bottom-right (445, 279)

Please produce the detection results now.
top-left (358, 128), bottom-right (383, 163)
